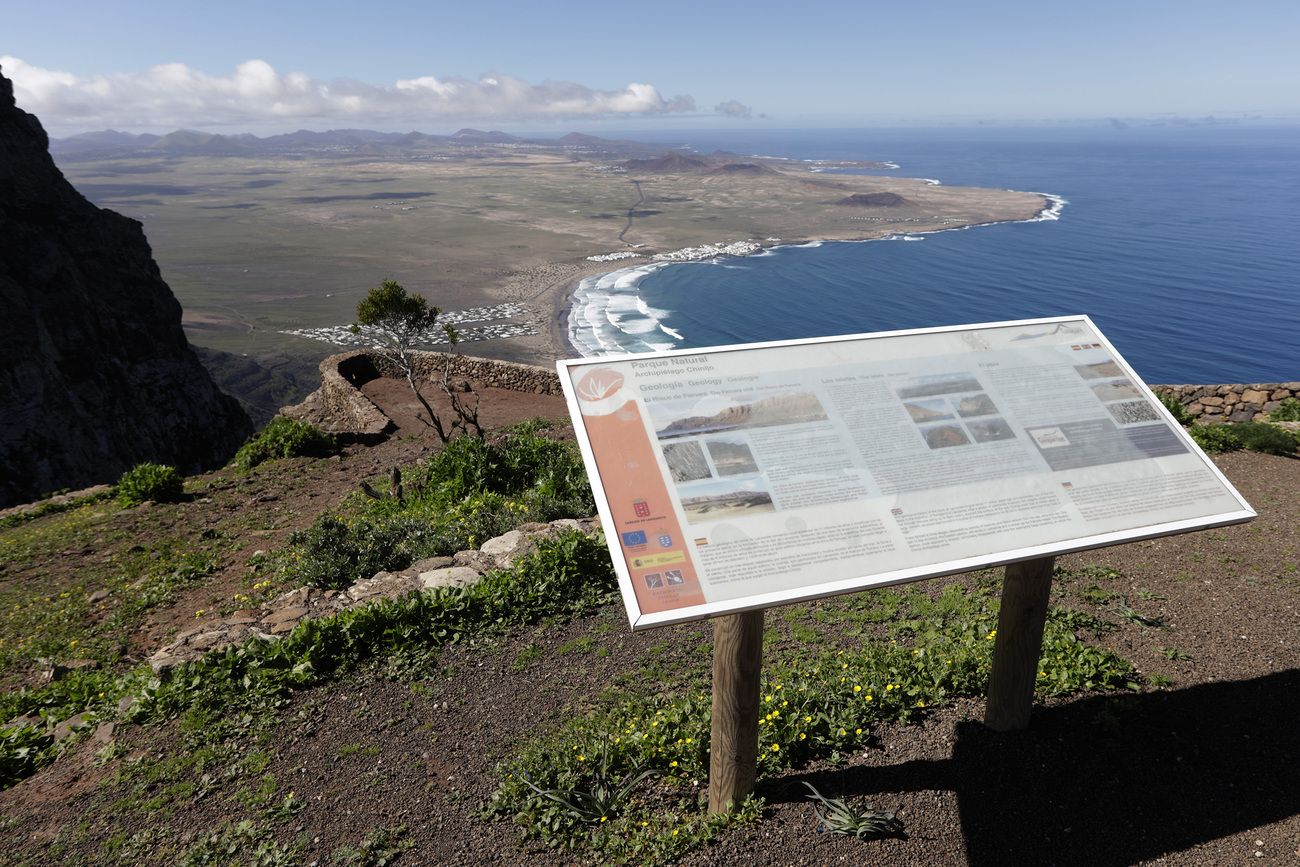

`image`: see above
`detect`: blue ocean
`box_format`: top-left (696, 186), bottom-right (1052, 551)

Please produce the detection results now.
top-left (568, 126), bottom-right (1298, 384)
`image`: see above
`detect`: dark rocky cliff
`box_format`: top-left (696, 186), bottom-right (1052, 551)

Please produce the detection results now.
top-left (0, 67), bottom-right (252, 507)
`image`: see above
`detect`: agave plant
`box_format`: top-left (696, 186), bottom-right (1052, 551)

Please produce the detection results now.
top-left (518, 739), bottom-right (657, 824)
top-left (802, 781), bottom-right (906, 840)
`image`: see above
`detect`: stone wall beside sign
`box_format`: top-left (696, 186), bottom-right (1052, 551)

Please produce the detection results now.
top-left (1153, 383), bottom-right (1298, 423)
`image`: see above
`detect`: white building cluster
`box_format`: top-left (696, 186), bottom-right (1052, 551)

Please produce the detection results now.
top-left (651, 240), bottom-right (763, 261)
top-left (281, 302), bottom-right (536, 348)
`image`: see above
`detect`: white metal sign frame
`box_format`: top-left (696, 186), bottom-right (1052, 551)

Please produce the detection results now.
top-left (558, 315), bottom-right (1255, 630)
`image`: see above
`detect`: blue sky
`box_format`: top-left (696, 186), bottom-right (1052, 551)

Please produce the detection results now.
top-left (5, 0), bottom-right (1298, 134)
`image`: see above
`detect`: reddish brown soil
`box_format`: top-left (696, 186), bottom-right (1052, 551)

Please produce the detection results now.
top-left (1, 384), bottom-right (1296, 865)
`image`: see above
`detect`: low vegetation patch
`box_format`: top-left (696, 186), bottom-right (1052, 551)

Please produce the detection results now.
top-left (0, 530), bottom-right (615, 791)
top-left (1189, 421), bottom-right (1298, 455)
top-left (486, 582), bottom-right (1136, 862)
top-left (1156, 393), bottom-right (1298, 456)
top-left (0, 543), bottom-right (219, 684)
top-left (134, 529), bottom-right (615, 732)
top-left (1269, 397), bottom-right (1300, 422)
top-left (235, 416), bottom-right (335, 471)
top-left (276, 421), bottom-right (595, 590)
top-left (116, 462), bottom-right (185, 506)
top-left (0, 487), bottom-right (113, 531)
top-left (1157, 393), bottom-right (1193, 426)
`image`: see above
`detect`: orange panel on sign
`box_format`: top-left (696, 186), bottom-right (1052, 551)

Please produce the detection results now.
top-left (580, 398), bottom-right (706, 613)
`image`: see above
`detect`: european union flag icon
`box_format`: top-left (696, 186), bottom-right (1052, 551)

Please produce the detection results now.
top-left (621, 530), bottom-right (648, 547)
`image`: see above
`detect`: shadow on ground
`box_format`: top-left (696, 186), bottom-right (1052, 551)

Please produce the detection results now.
top-left (774, 669), bottom-right (1299, 865)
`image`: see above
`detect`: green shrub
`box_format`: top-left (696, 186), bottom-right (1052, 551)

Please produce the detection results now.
top-left (235, 416), bottom-right (334, 471)
top-left (1231, 421), bottom-right (1299, 456)
top-left (1268, 397), bottom-right (1300, 422)
top-left (1157, 393), bottom-right (1192, 425)
top-left (279, 421), bottom-right (595, 589)
top-left (0, 723), bottom-right (52, 788)
top-left (116, 463), bottom-right (184, 505)
top-left (407, 424), bottom-right (593, 507)
top-left (1189, 421), bottom-right (1297, 456)
top-left (1187, 424), bottom-right (1242, 453)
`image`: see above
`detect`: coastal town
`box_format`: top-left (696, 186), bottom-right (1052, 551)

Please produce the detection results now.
top-left (280, 302), bottom-right (537, 349)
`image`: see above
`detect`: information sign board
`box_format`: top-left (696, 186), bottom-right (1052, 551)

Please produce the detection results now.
top-left (558, 316), bottom-right (1255, 630)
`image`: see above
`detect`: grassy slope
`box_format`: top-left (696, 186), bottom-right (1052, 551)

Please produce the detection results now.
top-left (0, 434), bottom-right (1295, 865)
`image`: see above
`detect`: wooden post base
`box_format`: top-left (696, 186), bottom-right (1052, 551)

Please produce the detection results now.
top-left (708, 609), bottom-right (765, 815)
top-left (985, 557), bottom-right (1055, 732)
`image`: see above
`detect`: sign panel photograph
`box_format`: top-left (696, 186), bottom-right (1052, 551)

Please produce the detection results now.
top-left (559, 316), bottom-right (1255, 630)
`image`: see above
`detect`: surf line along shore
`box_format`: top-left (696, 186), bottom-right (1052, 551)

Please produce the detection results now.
top-left (556, 192), bottom-right (1065, 360)
top-left (557, 316), bottom-right (1252, 813)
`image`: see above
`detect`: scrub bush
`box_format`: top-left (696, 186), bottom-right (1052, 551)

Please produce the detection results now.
top-left (235, 416), bottom-right (334, 470)
top-left (116, 463), bottom-right (184, 506)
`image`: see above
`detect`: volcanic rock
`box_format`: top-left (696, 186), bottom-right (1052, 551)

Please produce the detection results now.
top-left (0, 66), bottom-right (251, 507)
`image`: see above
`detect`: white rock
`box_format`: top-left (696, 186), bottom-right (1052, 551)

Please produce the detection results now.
top-left (480, 530), bottom-right (525, 558)
top-left (418, 566), bottom-right (482, 590)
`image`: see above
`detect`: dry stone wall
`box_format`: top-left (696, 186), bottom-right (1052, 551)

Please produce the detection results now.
top-left (1153, 383), bottom-right (1298, 423)
top-left (373, 350), bottom-right (563, 395)
top-left (281, 350), bottom-right (561, 437)
top-left (281, 353), bottom-right (393, 440)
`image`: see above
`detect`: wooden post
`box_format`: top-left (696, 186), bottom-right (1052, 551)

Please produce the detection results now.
top-left (708, 609), bottom-right (764, 815)
top-left (985, 556), bottom-right (1055, 732)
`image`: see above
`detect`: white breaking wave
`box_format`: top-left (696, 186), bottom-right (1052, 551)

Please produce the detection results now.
top-left (568, 262), bottom-right (676, 356)
top-left (1028, 193), bottom-right (1068, 221)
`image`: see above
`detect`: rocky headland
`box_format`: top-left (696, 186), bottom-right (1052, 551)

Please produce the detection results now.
top-left (0, 67), bottom-right (250, 507)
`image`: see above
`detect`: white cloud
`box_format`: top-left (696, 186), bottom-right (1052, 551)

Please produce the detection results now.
top-left (0, 56), bottom-right (698, 130)
top-left (715, 99), bottom-right (753, 119)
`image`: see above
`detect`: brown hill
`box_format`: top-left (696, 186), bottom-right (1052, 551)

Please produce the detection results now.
top-left (836, 191), bottom-right (909, 207)
top-left (622, 152), bottom-right (713, 173)
top-left (706, 162), bottom-right (775, 176)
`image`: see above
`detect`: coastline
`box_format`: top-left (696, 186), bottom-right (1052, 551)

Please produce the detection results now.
top-left (559, 191), bottom-right (1065, 359)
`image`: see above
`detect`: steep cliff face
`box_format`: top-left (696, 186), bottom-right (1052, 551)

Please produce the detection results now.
top-left (0, 68), bottom-right (251, 507)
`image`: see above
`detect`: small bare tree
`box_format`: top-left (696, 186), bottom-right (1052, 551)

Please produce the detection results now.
top-left (353, 279), bottom-right (482, 443)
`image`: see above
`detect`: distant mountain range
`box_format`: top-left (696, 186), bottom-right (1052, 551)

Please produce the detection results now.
top-left (49, 127), bottom-right (675, 160)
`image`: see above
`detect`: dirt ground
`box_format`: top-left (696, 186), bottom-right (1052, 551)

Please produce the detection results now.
top-left (1, 386), bottom-right (1296, 866)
